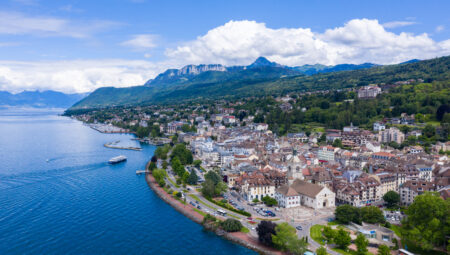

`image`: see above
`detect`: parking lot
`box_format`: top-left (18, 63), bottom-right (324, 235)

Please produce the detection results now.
top-left (384, 210), bottom-right (404, 224)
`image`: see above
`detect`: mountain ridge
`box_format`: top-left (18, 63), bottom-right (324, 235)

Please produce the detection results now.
top-left (67, 56), bottom-right (449, 111)
top-left (0, 90), bottom-right (88, 108)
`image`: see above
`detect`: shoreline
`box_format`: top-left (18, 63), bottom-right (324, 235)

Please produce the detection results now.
top-left (144, 160), bottom-right (282, 255)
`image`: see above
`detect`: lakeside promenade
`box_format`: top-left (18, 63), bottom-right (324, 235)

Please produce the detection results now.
top-left (144, 160), bottom-right (282, 255)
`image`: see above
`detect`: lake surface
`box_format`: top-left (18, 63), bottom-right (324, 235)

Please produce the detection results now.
top-left (0, 108), bottom-right (255, 255)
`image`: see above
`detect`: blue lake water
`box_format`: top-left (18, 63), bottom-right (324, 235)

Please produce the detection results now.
top-left (0, 108), bottom-right (255, 255)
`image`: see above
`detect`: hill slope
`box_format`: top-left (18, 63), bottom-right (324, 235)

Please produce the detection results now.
top-left (1, 90), bottom-right (87, 108)
top-left (69, 56), bottom-right (450, 110)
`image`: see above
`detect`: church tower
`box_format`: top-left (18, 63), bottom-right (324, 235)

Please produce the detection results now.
top-left (287, 150), bottom-right (304, 185)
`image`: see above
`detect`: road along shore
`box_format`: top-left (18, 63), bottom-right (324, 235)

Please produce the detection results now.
top-left (144, 160), bottom-right (283, 255)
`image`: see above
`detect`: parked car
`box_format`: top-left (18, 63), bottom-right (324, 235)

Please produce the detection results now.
top-left (197, 205), bottom-right (201, 209)
top-left (296, 226), bottom-right (303, 230)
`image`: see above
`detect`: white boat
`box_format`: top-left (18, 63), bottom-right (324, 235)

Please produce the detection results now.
top-left (108, 155), bottom-right (127, 164)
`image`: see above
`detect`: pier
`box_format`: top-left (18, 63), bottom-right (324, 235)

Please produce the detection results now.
top-left (136, 170), bottom-right (151, 175)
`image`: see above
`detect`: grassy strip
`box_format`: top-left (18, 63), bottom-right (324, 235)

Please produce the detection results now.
top-left (228, 214), bottom-right (241, 220)
top-left (189, 194), bottom-right (216, 210)
top-left (310, 224), bottom-right (325, 245)
top-left (193, 208), bottom-right (207, 217)
top-left (256, 217), bottom-right (280, 221)
top-left (207, 197), bottom-right (251, 217)
top-left (166, 177), bottom-right (180, 188)
top-left (241, 227), bottom-right (250, 233)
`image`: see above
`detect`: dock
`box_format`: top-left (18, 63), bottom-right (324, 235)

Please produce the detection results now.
top-left (136, 170), bottom-right (151, 175)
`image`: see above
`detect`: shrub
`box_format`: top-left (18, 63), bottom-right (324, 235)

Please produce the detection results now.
top-left (220, 219), bottom-right (243, 232)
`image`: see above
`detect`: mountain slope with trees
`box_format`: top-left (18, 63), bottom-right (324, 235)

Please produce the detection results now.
top-left (68, 56), bottom-right (450, 110)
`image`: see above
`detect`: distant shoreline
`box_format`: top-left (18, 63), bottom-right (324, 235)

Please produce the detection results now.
top-left (144, 160), bottom-right (281, 255)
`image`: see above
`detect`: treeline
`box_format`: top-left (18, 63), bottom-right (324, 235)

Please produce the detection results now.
top-left (259, 82), bottom-right (449, 136)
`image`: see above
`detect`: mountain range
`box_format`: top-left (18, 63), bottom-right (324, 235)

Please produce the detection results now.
top-left (0, 90), bottom-right (87, 108)
top-left (68, 56), bottom-right (450, 111)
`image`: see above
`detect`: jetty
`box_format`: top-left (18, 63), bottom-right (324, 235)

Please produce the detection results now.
top-left (136, 170), bottom-right (150, 175)
top-left (104, 141), bottom-right (142, 151)
top-left (87, 123), bottom-right (129, 133)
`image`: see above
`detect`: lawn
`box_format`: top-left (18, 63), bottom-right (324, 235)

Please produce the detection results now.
top-left (241, 226), bottom-right (250, 233)
top-left (310, 224), bottom-right (325, 245)
top-left (193, 208), bottom-right (207, 217)
top-left (327, 221), bottom-right (338, 226)
top-left (189, 194), bottom-right (216, 210)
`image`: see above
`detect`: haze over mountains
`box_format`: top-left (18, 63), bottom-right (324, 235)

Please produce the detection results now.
top-left (67, 55), bottom-right (450, 111)
top-left (0, 90), bottom-right (87, 108)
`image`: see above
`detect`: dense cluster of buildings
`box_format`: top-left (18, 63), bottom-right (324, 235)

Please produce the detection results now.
top-left (73, 95), bottom-right (449, 212)
top-left (187, 118), bottom-right (449, 210)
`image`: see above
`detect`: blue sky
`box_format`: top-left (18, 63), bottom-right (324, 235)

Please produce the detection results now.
top-left (0, 0), bottom-right (449, 93)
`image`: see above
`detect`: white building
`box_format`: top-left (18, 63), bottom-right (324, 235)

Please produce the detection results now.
top-left (318, 146), bottom-right (338, 162)
top-left (373, 122), bottom-right (386, 132)
top-left (275, 179), bottom-right (335, 209)
top-left (378, 127), bottom-right (405, 144)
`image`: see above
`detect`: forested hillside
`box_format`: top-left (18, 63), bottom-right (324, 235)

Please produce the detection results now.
top-left (69, 56), bottom-right (449, 110)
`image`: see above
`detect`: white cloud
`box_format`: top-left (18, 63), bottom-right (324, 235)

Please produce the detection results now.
top-left (1, 18), bottom-right (449, 94)
top-left (121, 34), bottom-right (158, 50)
top-left (0, 59), bottom-right (166, 93)
top-left (166, 19), bottom-right (450, 66)
top-left (436, 25), bottom-right (445, 33)
top-left (382, 21), bottom-right (417, 28)
top-left (0, 11), bottom-right (119, 38)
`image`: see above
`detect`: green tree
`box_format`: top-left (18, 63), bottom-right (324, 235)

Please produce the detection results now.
top-left (220, 219), bottom-right (243, 232)
top-left (201, 179), bottom-right (215, 198)
top-left (318, 133), bottom-right (326, 143)
top-left (401, 192), bottom-right (450, 251)
top-left (334, 229), bottom-right (351, 250)
top-left (377, 244), bottom-right (390, 255)
top-left (171, 143), bottom-right (193, 165)
top-left (383, 191), bottom-right (400, 208)
top-left (214, 181), bottom-right (228, 196)
top-left (148, 161), bottom-right (157, 171)
top-left (262, 195), bottom-right (278, 206)
top-left (136, 126), bottom-right (149, 138)
top-left (193, 159), bottom-right (202, 167)
top-left (316, 246), bottom-right (328, 255)
top-left (171, 157), bottom-right (185, 176)
top-left (152, 168), bottom-right (167, 183)
top-left (257, 221), bottom-right (277, 246)
top-left (335, 204), bottom-right (360, 224)
top-left (323, 226), bottom-right (335, 242)
top-left (355, 233), bottom-right (369, 255)
top-left (423, 124), bottom-right (436, 138)
top-left (205, 170), bottom-right (222, 185)
top-left (361, 206), bottom-right (385, 224)
top-left (332, 138), bottom-right (343, 148)
top-left (272, 223), bottom-right (307, 254)
top-left (187, 170), bottom-right (198, 185)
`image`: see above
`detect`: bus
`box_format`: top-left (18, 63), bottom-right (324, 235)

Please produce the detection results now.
top-left (216, 209), bottom-right (227, 216)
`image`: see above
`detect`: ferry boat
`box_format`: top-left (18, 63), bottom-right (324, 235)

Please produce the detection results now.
top-left (108, 155), bottom-right (127, 164)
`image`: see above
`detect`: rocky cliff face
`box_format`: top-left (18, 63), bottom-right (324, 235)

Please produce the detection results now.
top-left (180, 64), bottom-right (227, 75)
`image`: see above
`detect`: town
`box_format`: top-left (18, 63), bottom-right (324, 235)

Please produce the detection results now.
top-left (68, 79), bottom-right (450, 255)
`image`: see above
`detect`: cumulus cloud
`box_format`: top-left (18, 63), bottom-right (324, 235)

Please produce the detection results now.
top-left (382, 21), bottom-right (417, 28)
top-left (0, 60), bottom-right (165, 93)
top-left (166, 19), bottom-right (450, 66)
top-left (1, 18), bottom-right (450, 94)
top-left (121, 34), bottom-right (158, 50)
top-left (0, 11), bottom-right (119, 38)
